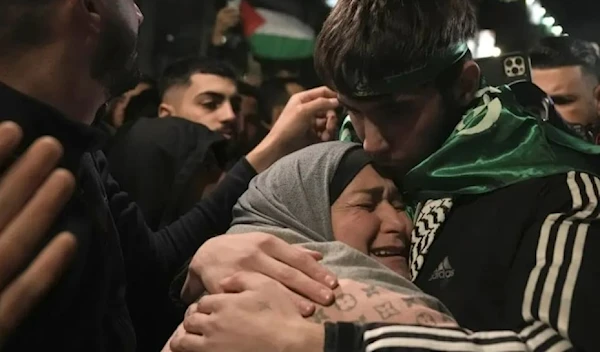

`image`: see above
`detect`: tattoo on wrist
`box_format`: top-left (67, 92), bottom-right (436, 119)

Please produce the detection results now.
top-left (416, 312), bottom-right (437, 326)
top-left (309, 308), bottom-right (330, 324)
top-left (373, 301), bottom-right (401, 320)
top-left (334, 293), bottom-right (357, 312)
top-left (403, 296), bottom-right (425, 308)
top-left (362, 285), bottom-right (381, 298)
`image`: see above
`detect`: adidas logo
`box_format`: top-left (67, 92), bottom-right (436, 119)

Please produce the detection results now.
top-left (429, 257), bottom-right (455, 281)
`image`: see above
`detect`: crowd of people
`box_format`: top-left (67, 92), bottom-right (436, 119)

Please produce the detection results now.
top-left (0, 0), bottom-right (599, 351)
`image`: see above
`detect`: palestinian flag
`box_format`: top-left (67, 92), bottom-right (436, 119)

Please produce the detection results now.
top-left (240, 0), bottom-right (315, 60)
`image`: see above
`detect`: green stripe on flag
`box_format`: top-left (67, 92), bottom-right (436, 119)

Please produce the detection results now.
top-left (249, 33), bottom-right (314, 60)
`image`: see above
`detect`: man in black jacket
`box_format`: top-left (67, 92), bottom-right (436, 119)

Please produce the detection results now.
top-left (174, 0), bottom-right (600, 351)
top-left (0, 0), bottom-right (338, 351)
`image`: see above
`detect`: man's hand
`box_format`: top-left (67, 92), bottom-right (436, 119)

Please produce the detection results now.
top-left (168, 276), bottom-right (324, 352)
top-left (247, 86), bottom-right (339, 172)
top-left (181, 233), bottom-right (337, 315)
top-left (0, 122), bottom-right (77, 346)
top-left (211, 7), bottom-right (240, 46)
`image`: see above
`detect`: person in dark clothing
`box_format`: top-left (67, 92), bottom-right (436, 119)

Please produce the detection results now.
top-left (173, 0), bottom-right (600, 351)
top-left (109, 118), bottom-right (231, 352)
top-left (109, 117), bottom-right (228, 231)
top-left (0, 1), bottom-right (339, 351)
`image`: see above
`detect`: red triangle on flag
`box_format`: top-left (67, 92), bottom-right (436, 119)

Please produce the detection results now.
top-left (240, 0), bottom-right (265, 37)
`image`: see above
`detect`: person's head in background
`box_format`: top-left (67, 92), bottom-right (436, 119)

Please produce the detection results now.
top-left (530, 36), bottom-right (600, 127)
top-left (158, 57), bottom-right (240, 140)
top-left (314, 0), bottom-right (479, 177)
top-left (236, 81), bottom-right (268, 151)
top-left (122, 87), bottom-right (160, 126)
top-left (260, 78), bottom-right (307, 126)
top-left (0, 0), bottom-right (143, 124)
top-left (105, 75), bottom-right (156, 128)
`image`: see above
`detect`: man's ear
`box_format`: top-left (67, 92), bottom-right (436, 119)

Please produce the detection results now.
top-left (455, 60), bottom-right (481, 106)
top-left (77, 0), bottom-right (102, 35)
top-left (158, 103), bottom-right (175, 118)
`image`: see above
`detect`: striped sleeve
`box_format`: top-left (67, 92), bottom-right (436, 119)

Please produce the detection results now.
top-left (324, 171), bottom-right (600, 352)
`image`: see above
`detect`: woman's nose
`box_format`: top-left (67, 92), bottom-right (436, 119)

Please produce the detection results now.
top-left (378, 203), bottom-right (412, 239)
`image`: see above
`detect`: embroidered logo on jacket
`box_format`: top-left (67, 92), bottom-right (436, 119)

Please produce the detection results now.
top-left (410, 198), bottom-right (453, 281)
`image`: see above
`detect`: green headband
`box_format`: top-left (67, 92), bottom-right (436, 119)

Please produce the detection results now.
top-left (348, 43), bottom-right (469, 98)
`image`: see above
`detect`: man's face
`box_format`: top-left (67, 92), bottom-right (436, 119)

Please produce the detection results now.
top-left (238, 95), bottom-right (260, 140)
top-left (340, 86), bottom-right (458, 176)
top-left (532, 66), bottom-right (600, 126)
top-left (90, 0), bottom-right (144, 98)
top-left (161, 73), bottom-right (239, 139)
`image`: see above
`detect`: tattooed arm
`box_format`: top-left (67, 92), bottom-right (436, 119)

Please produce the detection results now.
top-left (307, 279), bottom-right (455, 327)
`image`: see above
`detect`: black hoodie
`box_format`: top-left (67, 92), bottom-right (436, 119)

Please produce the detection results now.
top-left (107, 117), bottom-right (236, 351)
top-left (108, 117), bottom-right (229, 231)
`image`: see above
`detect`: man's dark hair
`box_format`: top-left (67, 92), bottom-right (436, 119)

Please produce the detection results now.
top-left (314, 0), bottom-right (478, 96)
top-left (158, 57), bottom-right (238, 99)
top-left (530, 36), bottom-right (600, 79)
top-left (0, 1), bottom-right (54, 53)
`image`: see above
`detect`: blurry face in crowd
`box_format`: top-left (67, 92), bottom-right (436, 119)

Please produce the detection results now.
top-left (271, 82), bottom-right (306, 125)
top-left (89, 0), bottom-right (144, 98)
top-left (338, 61), bottom-right (480, 176)
top-left (532, 66), bottom-right (600, 126)
top-left (159, 74), bottom-right (240, 139)
top-left (108, 81), bottom-right (153, 127)
top-left (238, 95), bottom-right (261, 141)
top-left (331, 165), bottom-right (411, 277)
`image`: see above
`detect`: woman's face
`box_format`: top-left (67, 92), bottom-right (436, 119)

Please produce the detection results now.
top-left (331, 165), bottom-right (412, 277)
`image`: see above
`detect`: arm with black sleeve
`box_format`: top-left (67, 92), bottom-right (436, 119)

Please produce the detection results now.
top-left (323, 171), bottom-right (599, 352)
top-left (104, 154), bottom-right (256, 288)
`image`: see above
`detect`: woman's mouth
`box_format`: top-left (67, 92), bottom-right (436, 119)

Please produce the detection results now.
top-left (370, 246), bottom-right (405, 257)
top-left (369, 245), bottom-right (410, 277)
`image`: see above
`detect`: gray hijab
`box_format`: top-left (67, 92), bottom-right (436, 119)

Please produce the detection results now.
top-left (228, 141), bottom-right (447, 307)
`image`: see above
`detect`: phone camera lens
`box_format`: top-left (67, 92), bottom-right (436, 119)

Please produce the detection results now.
top-left (515, 57), bottom-right (523, 65)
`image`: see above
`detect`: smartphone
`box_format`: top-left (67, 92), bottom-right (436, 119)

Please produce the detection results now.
top-left (476, 52), bottom-right (532, 87)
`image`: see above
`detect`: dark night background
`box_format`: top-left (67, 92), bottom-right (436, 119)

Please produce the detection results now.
top-left (134, 0), bottom-right (600, 76)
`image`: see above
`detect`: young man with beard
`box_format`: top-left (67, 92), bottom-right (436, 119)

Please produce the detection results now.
top-left (0, 1), bottom-right (338, 351)
top-left (172, 0), bottom-right (600, 351)
top-left (531, 36), bottom-right (600, 143)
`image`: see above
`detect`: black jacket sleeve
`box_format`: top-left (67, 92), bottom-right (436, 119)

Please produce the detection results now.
top-left (323, 171), bottom-right (599, 352)
top-left (99, 151), bottom-right (256, 287)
